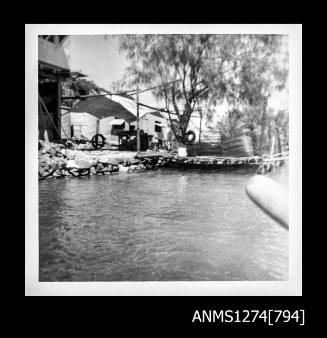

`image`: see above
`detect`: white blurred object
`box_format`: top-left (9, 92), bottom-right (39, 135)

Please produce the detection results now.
top-left (118, 164), bottom-right (130, 173)
top-left (178, 147), bottom-right (187, 157)
top-left (246, 175), bottom-right (288, 229)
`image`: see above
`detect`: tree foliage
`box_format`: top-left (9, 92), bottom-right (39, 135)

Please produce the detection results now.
top-left (62, 78), bottom-right (107, 108)
top-left (216, 108), bottom-right (244, 140)
top-left (115, 34), bottom-right (288, 146)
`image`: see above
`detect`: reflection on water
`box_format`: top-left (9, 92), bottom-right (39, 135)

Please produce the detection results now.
top-left (39, 167), bottom-right (288, 281)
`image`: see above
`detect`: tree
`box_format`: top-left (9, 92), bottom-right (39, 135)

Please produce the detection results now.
top-left (240, 104), bottom-right (263, 154)
top-left (115, 35), bottom-right (249, 143)
top-left (115, 34), bottom-right (288, 146)
top-left (216, 108), bottom-right (243, 140)
top-left (214, 35), bottom-right (288, 154)
top-left (237, 35), bottom-right (289, 154)
top-left (274, 109), bottom-right (289, 152)
top-left (62, 78), bottom-right (107, 108)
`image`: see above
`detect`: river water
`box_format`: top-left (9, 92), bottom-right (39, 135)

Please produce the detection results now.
top-left (39, 167), bottom-right (288, 281)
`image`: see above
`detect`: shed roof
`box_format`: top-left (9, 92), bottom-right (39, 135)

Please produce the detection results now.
top-left (109, 119), bottom-right (125, 126)
top-left (70, 95), bottom-right (155, 122)
top-left (149, 110), bottom-right (165, 119)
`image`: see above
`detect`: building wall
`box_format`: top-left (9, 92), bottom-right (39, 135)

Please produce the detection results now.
top-left (60, 109), bottom-right (70, 139)
top-left (39, 81), bottom-right (61, 142)
top-left (39, 110), bottom-right (56, 142)
top-left (130, 113), bottom-right (169, 144)
top-left (61, 112), bottom-right (130, 142)
top-left (61, 111), bottom-right (170, 147)
top-left (65, 112), bottom-right (98, 139)
top-left (39, 36), bottom-right (71, 142)
top-left (39, 37), bottom-right (70, 70)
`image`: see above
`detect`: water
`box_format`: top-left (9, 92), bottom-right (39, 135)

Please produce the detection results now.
top-left (39, 167), bottom-right (288, 281)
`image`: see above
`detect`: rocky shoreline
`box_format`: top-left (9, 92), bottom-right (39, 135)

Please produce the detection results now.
top-left (38, 140), bottom-right (167, 180)
top-left (38, 140), bottom-right (267, 180)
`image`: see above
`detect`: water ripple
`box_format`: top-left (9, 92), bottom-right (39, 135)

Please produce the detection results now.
top-left (39, 168), bottom-right (288, 281)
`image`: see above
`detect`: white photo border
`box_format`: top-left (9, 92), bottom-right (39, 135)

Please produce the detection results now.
top-left (25, 24), bottom-right (302, 296)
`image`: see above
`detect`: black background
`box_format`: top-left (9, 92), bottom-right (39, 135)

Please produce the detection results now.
top-left (22, 5), bottom-right (315, 332)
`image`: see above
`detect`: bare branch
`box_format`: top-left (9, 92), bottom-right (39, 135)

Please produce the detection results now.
top-left (171, 86), bottom-right (181, 118)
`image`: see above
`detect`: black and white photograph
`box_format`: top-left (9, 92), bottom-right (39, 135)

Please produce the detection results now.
top-left (25, 24), bottom-right (301, 296)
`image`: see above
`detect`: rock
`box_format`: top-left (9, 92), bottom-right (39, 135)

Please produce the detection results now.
top-left (39, 140), bottom-right (52, 152)
top-left (96, 163), bottom-right (104, 171)
top-left (107, 159), bottom-right (119, 165)
top-left (101, 167), bottom-right (110, 173)
top-left (53, 169), bottom-right (62, 177)
top-left (73, 150), bottom-right (87, 158)
top-left (65, 140), bottom-right (75, 149)
top-left (129, 165), bottom-right (140, 171)
top-left (49, 148), bottom-right (58, 157)
top-left (40, 153), bottom-right (51, 160)
top-left (43, 164), bottom-right (50, 172)
top-left (78, 168), bottom-right (91, 176)
top-left (38, 166), bottom-right (46, 176)
top-left (41, 157), bottom-right (58, 170)
top-left (91, 159), bottom-right (99, 166)
top-left (42, 170), bottom-right (51, 178)
top-left (118, 164), bottom-right (130, 173)
top-left (68, 168), bottom-right (79, 176)
top-left (98, 155), bottom-right (111, 164)
top-left (63, 149), bottom-right (76, 159)
top-left (128, 158), bottom-right (141, 165)
top-left (67, 158), bottom-right (93, 169)
top-left (111, 165), bottom-right (119, 173)
top-left (51, 159), bottom-right (60, 169)
top-left (66, 160), bottom-right (77, 169)
top-left (58, 159), bottom-right (67, 169)
top-left (90, 167), bottom-right (97, 175)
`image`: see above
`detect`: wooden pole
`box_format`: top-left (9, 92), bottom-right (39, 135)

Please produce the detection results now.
top-left (39, 97), bottom-right (49, 142)
top-left (199, 108), bottom-right (203, 143)
top-left (57, 74), bottom-right (62, 141)
top-left (96, 118), bottom-right (100, 134)
top-left (270, 132), bottom-right (276, 156)
top-left (136, 86), bottom-right (140, 154)
top-left (39, 95), bottom-right (61, 140)
top-left (259, 96), bottom-right (268, 155)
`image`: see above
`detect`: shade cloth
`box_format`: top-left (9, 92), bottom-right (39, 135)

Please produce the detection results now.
top-left (70, 94), bottom-right (155, 122)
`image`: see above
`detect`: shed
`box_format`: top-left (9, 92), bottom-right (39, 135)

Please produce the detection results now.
top-left (62, 94), bottom-right (168, 146)
top-left (130, 110), bottom-right (169, 146)
top-left (38, 35), bottom-right (86, 142)
top-left (70, 94), bottom-right (151, 121)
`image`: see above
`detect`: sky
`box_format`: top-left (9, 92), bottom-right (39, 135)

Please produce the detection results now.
top-left (66, 35), bottom-right (156, 107)
top-left (65, 35), bottom-right (289, 130)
